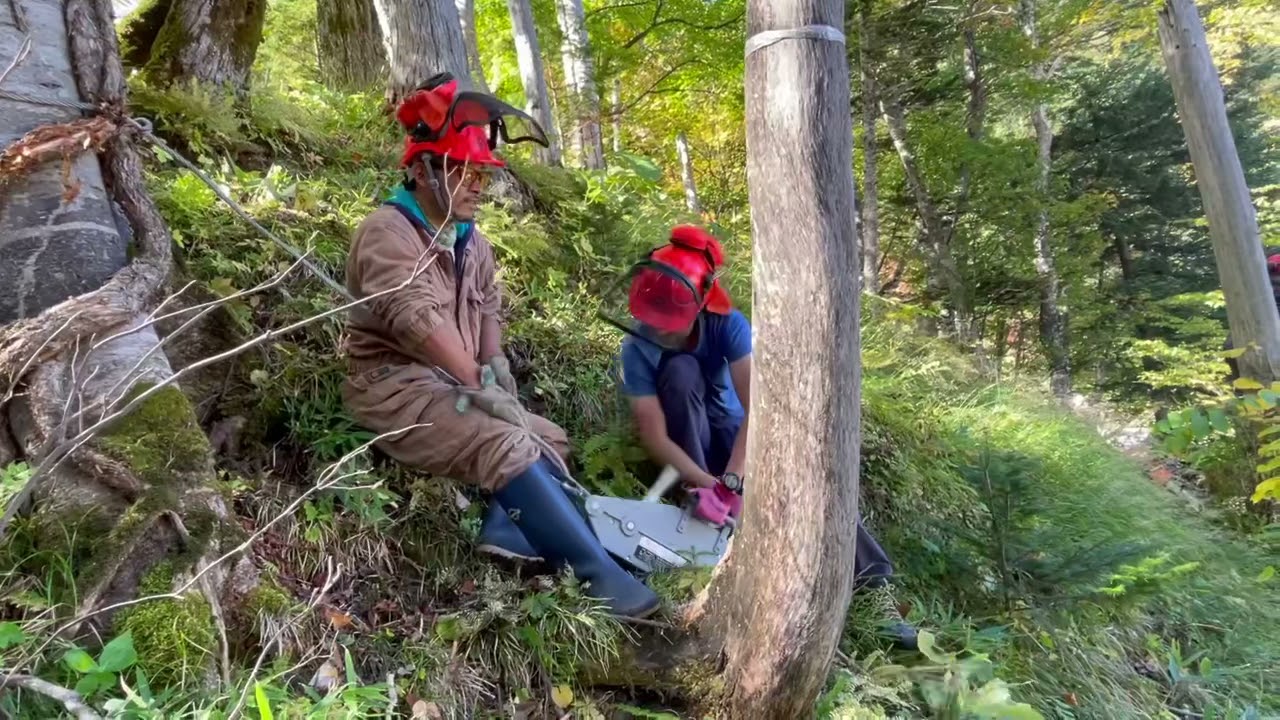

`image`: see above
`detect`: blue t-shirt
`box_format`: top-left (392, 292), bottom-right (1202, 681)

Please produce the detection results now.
top-left (619, 309), bottom-right (752, 422)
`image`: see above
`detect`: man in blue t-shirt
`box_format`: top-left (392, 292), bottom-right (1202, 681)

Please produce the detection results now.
top-left (615, 224), bottom-right (919, 650)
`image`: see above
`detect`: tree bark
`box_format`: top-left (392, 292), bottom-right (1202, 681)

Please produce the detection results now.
top-left (858, 5), bottom-right (880, 295)
top-left (317, 0), bottom-right (387, 92)
top-left (455, 0), bottom-right (489, 90)
top-left (373, 0), bottom-right (472, 103)
top-left (611, 76), bottom-right (623, 154)
top-left (116, 0), bottom-right (172, 69)
top-left (881, 93), bottom-right (971, 336)
top-left (1021, 0), bottom-right (1070, 397)
top-left (506, 0), bottom-right (562, 165)
top-left (140, 0), bottom-right (267, 96)
top-left (689, 0), bottom-right (862, 714)
top-left (676, 131), bottom-right (701, 215)
top-left (1114, 234), bottom-right (1135, 284)
top-left (1156, 0), bottom-right (1280, 383)
top-left (0, 0), bottom-right (257, 651)
top-left (553, 0), bottom-right (605, 169)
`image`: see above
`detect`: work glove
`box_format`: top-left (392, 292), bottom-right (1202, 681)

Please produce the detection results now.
top-left (485, 354), bottom-right (518, 396)
top-left (688, 487), bottom-right (731, 526)
top-left (455, 366), bottom-right (529, 430)
top-left (713, 481), bottom-right (743, 519)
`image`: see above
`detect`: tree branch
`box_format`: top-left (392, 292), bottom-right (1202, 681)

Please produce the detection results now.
top-left (0, 673), bottom-right (103, 720)
top-left (611, 58), bottom-right (702, 117)
top-left (620, 0), bottom-right (743, 50)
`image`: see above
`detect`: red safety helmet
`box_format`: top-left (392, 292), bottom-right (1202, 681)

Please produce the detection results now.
top-left (625, 225), bottom-right (734, 334)
top-left (395, 73), bottom-right (548, 168)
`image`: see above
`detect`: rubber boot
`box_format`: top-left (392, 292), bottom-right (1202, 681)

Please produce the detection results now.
top-left (476, 500), bottom-right (543, 562)
top-left (494, 457), bottom-right (661, 619)
top-left (868, 582), bottom-right (919, 651)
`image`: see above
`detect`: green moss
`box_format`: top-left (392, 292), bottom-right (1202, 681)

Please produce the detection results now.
top-left (244, 581), bottom-right (296, 617)
top-left (505, 155), bottom-right (583, 211)
top-left (116, 562), bottom-right (217, 688)
top-left (98, 383), bottom-right (211, 487)
top-left (117, 0), bottom-right (172, 68)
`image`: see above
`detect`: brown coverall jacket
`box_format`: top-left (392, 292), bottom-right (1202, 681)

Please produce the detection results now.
top-left (341, 204), bottom-right (569, 491)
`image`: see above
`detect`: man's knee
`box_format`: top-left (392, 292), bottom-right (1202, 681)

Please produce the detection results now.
top-left (656, 354), bottom-right (704, 399)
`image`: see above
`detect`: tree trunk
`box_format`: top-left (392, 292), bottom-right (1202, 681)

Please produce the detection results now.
top-left (317, 0), bottom-right (387, 91)
top-left (1114, 234), bottom-right (1135, 285)
top-left (553, 0), bottom-right (604, 169)
top-left (676, 131), bottom-right (701, 215)
top-left (858, 5), bottom-right (880, 295)
top-left (611, 76), bottom-right (622, 154)
top-left (0, 0), bottom-right (257, 658)
top-left (881, 93), bottom-right (971, 335)
top-left (1022, 0), bottom-right (1070, 397)
top-left (117, 0), bottom-right (172, 70)
top-left (946, 22), bottom-right (985, 238)
top-left (506, 0), bottom-right (561, 165)
top-left (373, 0), bottom-right (471, 103)
top-left (1157, 0), bottom-right (1280, 383)
top-left (140, 0), bottom-right (267, 96)
top-left (691, 0), bottom-right (862, 714)
top-left (455, 0), bottom-right (489, 90)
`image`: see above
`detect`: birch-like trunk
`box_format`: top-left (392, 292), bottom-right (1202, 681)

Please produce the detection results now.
top-left (881, 93), bottom-right (971, 335)
top-left (140, 0), bottom-right (267, 96)
top-left (692, 0), bottom-right (861, 713)
top-left (676, 131), bottom-right (701, 215)
top-left (317, 0), bottom-right (387, 91)
top-left (553, 0), bottom-right (604, 169)
top-left (373, 0), bottom-right (471, 102)
top-left (858, 5), bottom-right (880, 295)
top-left (611, 76), bottom-right (622, 154)
top-left (455, 0), bottom-right (489, 90)
top-left (506, 0), bottom-right (561, 165)
top-left (1021, 0), bottom-right (1070, 396)
top-left (1157, 0), bottom-right (1280, 383)
top-left (0, 0), bottom-right (256, 649)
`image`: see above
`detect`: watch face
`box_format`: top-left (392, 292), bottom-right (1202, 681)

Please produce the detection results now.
top-left (722, 473), bottom-right (742, 492)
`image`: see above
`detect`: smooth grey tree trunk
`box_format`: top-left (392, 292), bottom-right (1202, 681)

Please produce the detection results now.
top-left (373, 0), bottom-right (471, 102)
top-left (553, 0), bottom-right (604, 169)
top-left (0, 0), bottom-right (256, 646)
top-left (1157, 0), bottom-right (1280, 383)
top-left (455, 0), bottom-right (489, 90)
top-left (141, 0), bottom-right (267, 96)
top-left (506, 0), bottom-right (561, 165)
top-left (858, 5), bottom-right (880, 295)
top-left (611, 76), bottom-right (622, 154)
top-left (676, 131), bottom-right (701, 214)
top-left (1021, 0), bottom-right (1070, 396)
top-left (317, 0), bottom-right (387, 91)
top-left (692, 0), bottom-right (861, 714)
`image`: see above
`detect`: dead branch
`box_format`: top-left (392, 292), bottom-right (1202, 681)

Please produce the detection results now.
top-left (0, 117), bottom-right (119, 192)
top-left (0, 672), bottom-right (104, 720)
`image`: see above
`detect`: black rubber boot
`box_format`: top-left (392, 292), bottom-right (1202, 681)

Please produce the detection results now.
top-left (494, 457), bottom-right (661, 619)
top-left (868, 582), bottom-right (919, 651)
top-left (476, 500), bottom-right (543, 562)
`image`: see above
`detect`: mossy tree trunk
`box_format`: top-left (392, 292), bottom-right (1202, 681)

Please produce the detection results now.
top-left (317, 0), bottom-right (387, 92)
top-left (132, 0), bottom-right (267, 96)
top-left (372, 0), bottom-right (472, 103)
top-left (0, 0), bottom-right (258, 669)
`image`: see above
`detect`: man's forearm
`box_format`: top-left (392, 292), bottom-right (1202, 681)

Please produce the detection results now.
top-left (479, 314), bottom-right (502, 360)
top-left (639, 431), bottom-right (717, 489)
top-left (422, 323), bottom-right (483, 387)
top-left (724, 412), bottom-right (748, 476)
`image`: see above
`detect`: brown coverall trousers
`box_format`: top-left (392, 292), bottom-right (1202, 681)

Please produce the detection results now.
top-left (341, 204), bottom-right (568, 491)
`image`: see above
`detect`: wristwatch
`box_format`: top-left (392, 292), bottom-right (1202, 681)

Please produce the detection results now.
top-left (720, 472), bottom-right (743, 493)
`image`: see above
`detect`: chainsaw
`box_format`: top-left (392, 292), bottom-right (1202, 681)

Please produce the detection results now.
top-left (435, 365), bottom-right (738, 575)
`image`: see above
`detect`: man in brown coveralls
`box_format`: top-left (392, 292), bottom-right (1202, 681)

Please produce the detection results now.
top-left (341, 74), bottom-right (659, 618)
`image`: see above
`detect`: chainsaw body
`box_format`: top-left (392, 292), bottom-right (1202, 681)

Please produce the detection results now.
top-left (577, 466), bottom-right (737, 574)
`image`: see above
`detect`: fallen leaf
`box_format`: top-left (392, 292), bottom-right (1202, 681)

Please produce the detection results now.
top-left (411, 700), bottom-right (442, 719)
top-left (1063, 692), bottom-right (1079, 707)
top-left (551, 684), bottom-right (574, 709)
top-left (1148, 466), bottom-right (1174, 486)
top-left (459, 579), bottom-right (476, 595)
top-left (324, 607), bottom-right (353, 629)
top-left (310, 661), bottom-right (341, 691)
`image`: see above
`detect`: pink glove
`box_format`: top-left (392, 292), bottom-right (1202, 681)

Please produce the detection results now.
top-left (713, 482), bottom-right (743, 519)
top-left (689, 487), bottom-right (730, 525)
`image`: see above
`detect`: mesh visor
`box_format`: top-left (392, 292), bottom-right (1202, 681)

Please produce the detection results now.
top-left (449, 92), bottom-right (549, 148)
top-left (598, 260), bottom-right (704, 348)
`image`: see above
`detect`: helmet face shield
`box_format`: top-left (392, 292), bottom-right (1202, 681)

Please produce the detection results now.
top-left (407, 89), bottom-right (549, 150)
top-left (598, 258), bottom-right (707, 350)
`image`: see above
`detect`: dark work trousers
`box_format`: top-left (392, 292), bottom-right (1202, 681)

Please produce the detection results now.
top-left (655, 353), bottom-right (896, 590)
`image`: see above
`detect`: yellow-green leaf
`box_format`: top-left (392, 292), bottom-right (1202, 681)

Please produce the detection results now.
top-left (551, 685), bottom-right (574, 709)
top-left (1234, 377), bottom-right (1264, 391)
top-left (1251, 477), bottom-right (1280, 503)
top-left (254, 682), bottom-right (274, 720)
top-left (1223, 347), bottom-right (1249, 359)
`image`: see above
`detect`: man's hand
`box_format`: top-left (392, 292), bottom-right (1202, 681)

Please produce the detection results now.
top-left (456, 384), bottom-right (529, 430)
top-left (486, 354), bottom-right (518, 395)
